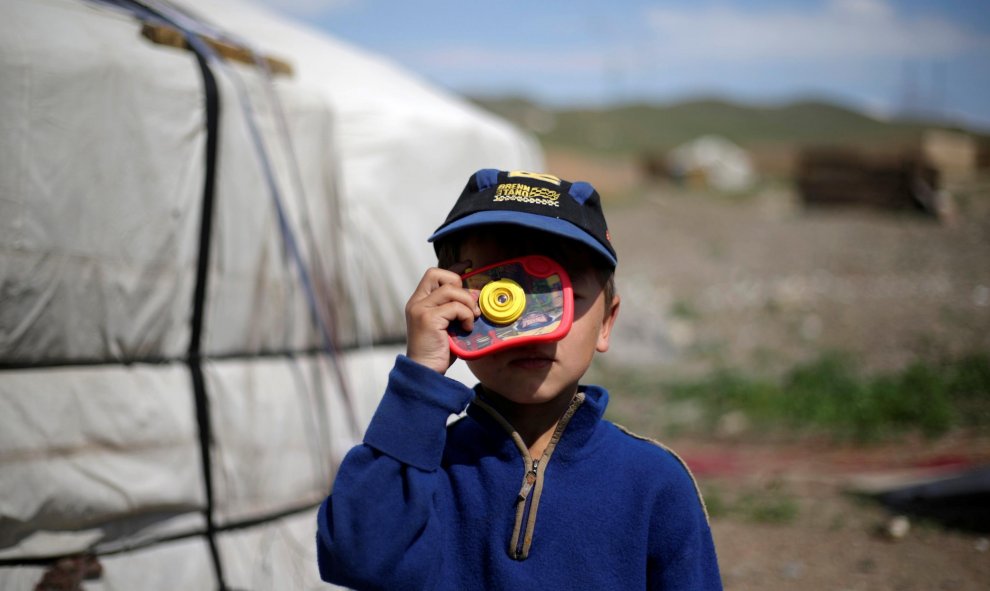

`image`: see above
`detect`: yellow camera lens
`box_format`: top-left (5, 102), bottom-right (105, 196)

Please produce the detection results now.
top-left (479, 278), bottom-right (526, 325)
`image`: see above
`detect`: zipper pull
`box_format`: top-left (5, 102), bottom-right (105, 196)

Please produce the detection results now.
top-left (517, 459), bottom-right (539, 501)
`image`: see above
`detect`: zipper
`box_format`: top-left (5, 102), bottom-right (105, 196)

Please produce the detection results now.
top-left (474, 392), bottom-right (586, 561)
top-left (514, 459), bottom-right (539, 559)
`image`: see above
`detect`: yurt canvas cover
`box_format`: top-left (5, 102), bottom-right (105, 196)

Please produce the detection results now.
top-left (0, 0), bottom-right (541, 588)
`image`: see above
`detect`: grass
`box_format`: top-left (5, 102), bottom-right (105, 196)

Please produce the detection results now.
top-left (469, 95), bottom-right (973, 157)
top-left (669, 299), bottom-right (701, 320)
top-left (702, 480), bottom-right (800, 524)
top-left (602, 352), bottom-right (990, 443)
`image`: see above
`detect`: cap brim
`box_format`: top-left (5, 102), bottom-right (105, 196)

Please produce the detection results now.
top-left (428, 211), bottom-right (617, 267)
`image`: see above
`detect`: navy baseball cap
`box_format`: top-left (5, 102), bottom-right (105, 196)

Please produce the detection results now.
top-left (428, 169), bottom-right (617, 268)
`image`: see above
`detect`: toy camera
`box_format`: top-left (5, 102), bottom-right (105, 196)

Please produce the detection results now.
top-left (448, 255), bottom-right (573, 359)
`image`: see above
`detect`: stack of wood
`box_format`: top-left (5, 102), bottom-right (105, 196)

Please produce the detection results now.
top-left (796, 147), bottom-right (940, 215)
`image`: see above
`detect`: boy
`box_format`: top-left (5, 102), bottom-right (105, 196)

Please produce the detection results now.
top-left (316, 169), bottom-right (722, 590)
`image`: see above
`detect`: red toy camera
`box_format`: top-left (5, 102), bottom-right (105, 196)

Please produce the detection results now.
top-left (448, 255), bottom-right (573, 359)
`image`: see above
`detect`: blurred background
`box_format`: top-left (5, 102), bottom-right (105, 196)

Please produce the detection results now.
top-left (2, 0), bottom-right (988, 589)
top-left (265, 1), bottom-right (990, 589)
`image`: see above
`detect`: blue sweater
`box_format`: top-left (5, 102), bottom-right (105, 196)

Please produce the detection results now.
top-left (316, 356), bottom-right (722, 590)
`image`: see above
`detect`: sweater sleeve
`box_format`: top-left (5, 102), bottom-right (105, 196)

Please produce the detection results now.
top-left (647, 453), bottom-right (723, 590)
top-left (316, 355), bottom-right (474, 591)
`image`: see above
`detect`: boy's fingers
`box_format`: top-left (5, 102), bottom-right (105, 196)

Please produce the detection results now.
top-left (404, 265), bottom-right (480, 374)
top-left (410, 259), bottom-right (472, 301)
top-left (410, 267), bottom-right (462, 300)
top-left (435, 301), bottom-right (475, 331)
top-left (421, 283), bottom-right (478, 312)
top-left (405, 298), bottom-right (475, 373)
top-left (408, 271), bottom-right (479, 317)
top-left (407, 295), bottom-right (476, 330)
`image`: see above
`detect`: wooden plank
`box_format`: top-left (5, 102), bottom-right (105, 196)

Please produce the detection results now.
top-left (141, 23), bottom-right (293, 77)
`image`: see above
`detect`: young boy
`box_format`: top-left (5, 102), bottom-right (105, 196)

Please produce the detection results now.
top-left (316, 169), bottom-right (722, 590)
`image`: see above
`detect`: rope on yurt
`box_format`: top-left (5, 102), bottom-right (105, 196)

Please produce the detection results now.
top-left (104, 1), bottom-right (229, 587)
top-left (144, 0), bottom-right (361, 441)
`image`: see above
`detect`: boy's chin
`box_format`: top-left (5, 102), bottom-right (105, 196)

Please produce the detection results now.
top-left (477, 381), bottom-right (575, 407)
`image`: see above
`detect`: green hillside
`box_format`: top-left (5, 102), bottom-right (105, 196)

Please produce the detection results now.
top-left (470, 95), bottom-right (977, 156)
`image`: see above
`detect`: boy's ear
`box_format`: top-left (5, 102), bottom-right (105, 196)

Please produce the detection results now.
top-left (596, 293), bottom-right (621, 353)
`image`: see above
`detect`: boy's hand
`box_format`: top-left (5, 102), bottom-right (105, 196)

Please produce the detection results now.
top-left (405, 262), bottom-right (480, 374)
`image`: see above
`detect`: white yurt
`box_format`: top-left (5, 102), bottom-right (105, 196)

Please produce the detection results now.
top-left (0, 0), bottom-right (541, 588)
top-left (666, 134), bottom-right (756, 192)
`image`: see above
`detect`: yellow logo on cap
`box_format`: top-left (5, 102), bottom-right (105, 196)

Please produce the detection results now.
top-left (494, 183), bottom-right (560, 206)
top-left (508, 171), bottom-right (561, 185)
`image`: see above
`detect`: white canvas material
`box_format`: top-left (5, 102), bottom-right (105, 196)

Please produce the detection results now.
top-left (0, 0), bottom-right (539, 587)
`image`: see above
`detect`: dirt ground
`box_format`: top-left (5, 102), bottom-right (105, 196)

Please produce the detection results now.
top-left (602, 178), bottom-right (990, 376)
top-left (571, 154), bottom-right (990, 590)
top-left (678, 435), bottom-right (990, 591)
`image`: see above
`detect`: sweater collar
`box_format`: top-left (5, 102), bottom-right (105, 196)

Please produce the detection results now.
top-left (466, 385), bottom-right (609, 460)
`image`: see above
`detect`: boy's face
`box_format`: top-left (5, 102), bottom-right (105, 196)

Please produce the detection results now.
top-left (454, 230), bottom-right (620, 405)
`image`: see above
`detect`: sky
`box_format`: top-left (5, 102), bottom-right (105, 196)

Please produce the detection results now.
top-left (256, 0), bottom-right (990, 130)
